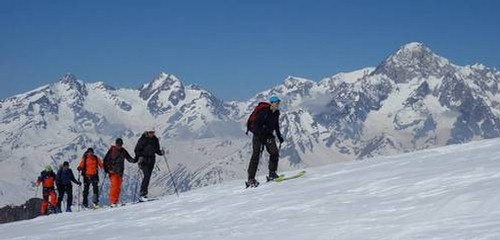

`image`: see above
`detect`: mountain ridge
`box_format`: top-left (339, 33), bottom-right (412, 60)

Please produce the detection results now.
top-left (1, 42), bottom-right (500, 207)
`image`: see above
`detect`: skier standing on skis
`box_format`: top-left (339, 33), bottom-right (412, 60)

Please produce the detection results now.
top-left (246, 96), bottom-right (284, 187)
top-left (77, 148), bottom-right (104, 208)
top-left (134, 129), bottom-right (164, 201)
top-left (36, 165), bottom-right (58, 215)
top-left (103, 138), bottom-right (136, 207)
top-left (56, 161), bottom-right (81, 212)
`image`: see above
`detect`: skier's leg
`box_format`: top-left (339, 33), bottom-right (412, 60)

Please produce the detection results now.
top-left (41, 191), bottom-right (49, 214)
top-left (56, 185), bottom-right (65, 209)
top-left (109, 173), bottom-right (121, 204)
top-left (140, 163), bottom-right (153, 197)
top-left (266, 138), bottom-right (280, 173)
top-left (116, 175), bottom-right (122, 202)
top-left (92, 176), bottom-right (99, 205)
top-left (49, 190), bottom-right (57, 210)
top-left (82, 177), bottom-right (90, 207)
top-left (66, 184), bottom-right (73, 209)
top-left (247, 135), bottom-right (263, 180)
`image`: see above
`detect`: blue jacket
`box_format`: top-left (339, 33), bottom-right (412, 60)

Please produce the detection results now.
top-left (56, 168), bottom-right (78, 185)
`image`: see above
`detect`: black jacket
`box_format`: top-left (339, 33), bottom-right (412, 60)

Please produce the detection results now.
top-left (56, 168), bottom-right (78, 185)
top-left (104, 146), bottom-right (135, 175)
top-left (134, 133), bottom-right (162, 159)
top-left (253, 108), bottom-right (283, 140)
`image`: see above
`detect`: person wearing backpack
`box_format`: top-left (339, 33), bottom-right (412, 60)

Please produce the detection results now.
top-left (103, 138), bottom-right (136, 207)
top-left (77, 148), bottom-right (104, 208)
top-left (245, 96), bottom-right (284, 187)
top-left (56, 161), bottom-right (81, 212)
top-left (134, 129), bottom-right (164, 202)
top-left (36, 165), bottom-right (58, 215)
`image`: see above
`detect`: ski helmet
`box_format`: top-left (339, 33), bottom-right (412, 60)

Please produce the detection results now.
top-left (269, 96), bottom-right (281, 103)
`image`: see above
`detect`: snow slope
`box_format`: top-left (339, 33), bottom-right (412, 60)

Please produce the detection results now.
top-left (2, 138), bottom-right (500, 239)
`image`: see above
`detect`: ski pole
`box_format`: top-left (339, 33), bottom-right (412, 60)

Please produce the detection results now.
top-left (133, 167), bottom-right (141, 202)
top-left (77, 173), bottom-right (81, 211)
top-left (35, 184), bottom-right (40, 198)
top-left (98, 172), bottom-right (108, 206)
top-left (161, 148), bottom-right (179, 198)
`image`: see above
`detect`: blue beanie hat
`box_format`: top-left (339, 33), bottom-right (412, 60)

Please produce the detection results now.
top-left (269, 96), bottom-right (281, 103)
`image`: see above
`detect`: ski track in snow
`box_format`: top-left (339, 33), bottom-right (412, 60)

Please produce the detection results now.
top-left (2, 138), bottom-right (500, 239)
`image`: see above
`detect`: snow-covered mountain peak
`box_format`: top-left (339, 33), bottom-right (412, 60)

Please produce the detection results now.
top-left (56, 73), bottom-right (85, 92)
top-left (143, 72), bottom-right (182, 90)
top-left (372, 42), bottom-right (452, 83)
top-left (400, 41), bottom-right (426, 52)
top-left (139, 72), bottom-right (185, 102)
top-left (60, 73), bottom-right (79, 84)
top-left (387, 42), bottom-right (441, 65)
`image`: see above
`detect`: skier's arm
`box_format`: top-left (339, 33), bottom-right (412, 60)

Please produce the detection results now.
top-left (103, 150), bottom-right (110, 165)
top-left (69, 170), bottom-right (78, 184)
top-left (154, 138), bottom-right (163, 156)
top-left (124, 149), bottom-right (136, 163)
top-left (77, 158), bottom-right (84, 171)
top-left (134, 138), bottom-right (144, 157)
top-left (36, 174), bottom-right (42, 185)
top-left (103, 149), bottom-right (111, 172)
top-left (274, 111), bottom-right (283, 142)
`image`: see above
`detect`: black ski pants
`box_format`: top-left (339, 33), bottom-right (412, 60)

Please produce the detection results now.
top-left (139, 157), bottom-right (156, 197)
top-left (82, 175), bottom-right (99, 207)
top-left (248, 135), bottom-right (279, 180)
top-left (57, 184), bottom-right (73, 209)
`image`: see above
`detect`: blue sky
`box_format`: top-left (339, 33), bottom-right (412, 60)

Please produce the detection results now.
top-left (1, 0), bottom-right (499, 100)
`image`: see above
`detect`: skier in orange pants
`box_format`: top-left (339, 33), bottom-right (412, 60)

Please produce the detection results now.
top-left (103, 138), bottom-right (136, 207)
top-left (37, 165), bottom-right (58, 215)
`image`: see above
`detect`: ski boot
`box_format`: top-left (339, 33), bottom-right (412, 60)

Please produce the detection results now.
top-left (66, 206), bottom-right (72, 212)
top-left (47, 205), bottom-right (56, 215)
top-left (266, 171), bottom-right (281, 182)
top-left (245, 178), bottom-right (260, 188)
top-left (139, 196), bottom-right (149, 202)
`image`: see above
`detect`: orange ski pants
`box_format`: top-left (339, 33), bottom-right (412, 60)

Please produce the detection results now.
top-left (109, 173), bottom-right (123, 204)
top-left (41, 188), bottom-right (57, 214)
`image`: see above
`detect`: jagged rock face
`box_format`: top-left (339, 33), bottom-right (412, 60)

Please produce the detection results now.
top-left (1, 42), bottom-right (500, 208)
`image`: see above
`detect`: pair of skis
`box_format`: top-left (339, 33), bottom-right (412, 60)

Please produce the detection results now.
top-left (246, 170), bottom-right (306, 188)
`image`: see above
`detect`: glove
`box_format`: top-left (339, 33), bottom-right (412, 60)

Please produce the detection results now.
top-left (138, 157), bottom-right (145, 169)
top-left (158, 150), bottom-right (165, 156)
top-left (278, 136), bottom-right (284, 144)
top-left (77, 166), bottom-right (82, 171)
top-left (77, 181), bottom-right (82, 186)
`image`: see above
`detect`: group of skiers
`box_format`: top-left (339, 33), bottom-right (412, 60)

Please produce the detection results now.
top-left (36, 130), bottom-right (164, 214)
top-left (36, 96), bottom-right (283, 214)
